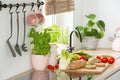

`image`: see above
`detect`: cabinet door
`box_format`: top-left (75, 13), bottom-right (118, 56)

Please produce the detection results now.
top-left (106, 70), bottom-right (120, 80)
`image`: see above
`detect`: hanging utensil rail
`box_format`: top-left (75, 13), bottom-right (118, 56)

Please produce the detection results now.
top-left (0, 1), bottom-right (44, 11)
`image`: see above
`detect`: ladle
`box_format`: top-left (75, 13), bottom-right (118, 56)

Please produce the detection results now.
top-left (15, 3), bottom-right (22, 56)
top-left (7, 4), bottom-right (16, 57)
top-left (21, 3), bottom-right (28, 52)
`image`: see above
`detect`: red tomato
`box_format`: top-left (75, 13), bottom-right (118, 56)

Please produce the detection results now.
top-left (95, 56), bottom-right (101, 60)
top-left (47, 65), bottom-right (52, 69)
top-left (78, 55), bottom-right (86, 60)
top-left (55, 64), bottom-right (59, 69)
top-left (100, 56), bottom-right (108, 63)
top-left (51, 66), bottom-right (55, 70)
top-left (108, 56), bottom-right (115, 64)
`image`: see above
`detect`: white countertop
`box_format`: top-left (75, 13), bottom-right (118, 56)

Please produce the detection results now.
top-left (8, 48), bottom-right (120, 80)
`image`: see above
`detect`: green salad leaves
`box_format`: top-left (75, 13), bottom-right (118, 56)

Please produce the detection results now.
top-left (44, 24), bottom-right (61, 43)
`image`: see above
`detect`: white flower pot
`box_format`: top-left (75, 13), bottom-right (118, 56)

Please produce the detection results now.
top-left (31, 54), bottom-right (49, 70)
top-left (82, 36), bottom-right (98, 50)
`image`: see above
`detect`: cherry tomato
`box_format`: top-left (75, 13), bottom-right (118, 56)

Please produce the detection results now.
top-left (51, 66), bottom-right (55, 70)
top-left (100, 56), bottom-right (108, 63)
top-left (95, 56), bottom-right (101, 60)
top-left (47, 65), bottom-right (52, 69)
top-left (55, 64), bottom-right (59, 69)
top-left (108, 56), bottom-right (115, 64)
top-left (78, 55), bottom-right (86, 60)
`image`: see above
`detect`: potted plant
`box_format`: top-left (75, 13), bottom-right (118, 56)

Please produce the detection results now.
top-left (28, 28), bottom-right (51, 70)
top-left (43, 24), bottom-right (61, 66)
top-left (44, 24), bottom-right (61, 43)
top-left (75, 14), bottom-right (105, 49)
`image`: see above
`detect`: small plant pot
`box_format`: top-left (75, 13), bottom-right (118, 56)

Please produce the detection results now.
top-left (31, 54), bottom-right (49, 70)
top-left (82, 36), bottom-right (99, 50)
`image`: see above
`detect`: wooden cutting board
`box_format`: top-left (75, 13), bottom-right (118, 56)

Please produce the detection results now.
top-left (62, 63), bottom-right (109, 74)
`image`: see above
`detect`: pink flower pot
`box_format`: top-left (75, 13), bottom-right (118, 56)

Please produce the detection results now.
top-left (31, 54), bottom-right (49, 70)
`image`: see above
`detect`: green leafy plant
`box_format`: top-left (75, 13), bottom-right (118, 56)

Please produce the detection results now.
top-left (75, 14), bottom-right (105, 39)
top-left (44, 24), bottom-right (68, 44)
top-left (28, 28), bottom-right (51, 56)
top-left (44, 24), bottom-right (61, 43)
top-left (58, 29), bottom-right (69, 44)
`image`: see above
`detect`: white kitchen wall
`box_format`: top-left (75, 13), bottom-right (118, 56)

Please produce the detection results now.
top-left (0, 0), bottom-right (39, 79)
top-left (73, 0), bottom-right (120, 49)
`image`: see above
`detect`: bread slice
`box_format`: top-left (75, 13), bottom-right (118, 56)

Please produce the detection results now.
top-left (85, 64), bottom-right (96, 69)
top-left (95, 63), bottom-right (105, 67)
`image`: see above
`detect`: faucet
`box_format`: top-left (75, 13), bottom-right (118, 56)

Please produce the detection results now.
top-left (68, 30), bottom-right (82, 53)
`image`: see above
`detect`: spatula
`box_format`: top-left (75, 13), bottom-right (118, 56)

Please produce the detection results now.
top-left (7, 4), bottom-right (16, 57)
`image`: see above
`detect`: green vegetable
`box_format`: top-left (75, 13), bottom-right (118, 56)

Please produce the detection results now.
top-left (73, 50), bottom-right (92, 61)
top-left (71, 54), bottom-right (80, 62)
top-left (75, 13), bottom-right (105, 39)
top-left (86, 64), bottom-right (95, 67)
top-left (28, 28), bottom-right (51, 56)
top-left (59, 50), bottom-right (72, 70)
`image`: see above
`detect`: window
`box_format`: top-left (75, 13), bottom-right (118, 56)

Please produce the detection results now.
top-left (43, 12), bottom-right (73, 44)
top-left (42, 0), bottom-right (73, 44)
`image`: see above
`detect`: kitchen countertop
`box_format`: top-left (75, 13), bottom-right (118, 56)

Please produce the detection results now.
top-left (84, 48), bottom-right (120, 80)
top-left (7, 48), bottom-right (120, 80)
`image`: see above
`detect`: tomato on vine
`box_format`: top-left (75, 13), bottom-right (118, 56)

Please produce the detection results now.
top-left (100, 56), bottom-right (108, 63)
top-left (55, 64), bottom-right (59, 69)
top-left (108, 56), bottom-right (115, 64)
top-left (51, 66), bottom-right (55, 70)
top-left (78, 55), bottom-right (86, 60)
top-left (95, 55), bottom-right (101, 60)
top-left (47, 65), bottom-right (52, 69)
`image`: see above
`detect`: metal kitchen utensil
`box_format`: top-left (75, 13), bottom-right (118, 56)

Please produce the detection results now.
top-left (21, 3), bottom-right (28, 52)
top-left (15, 4), bottom-right (22, 56)
top-left (7, 4), bottom-right (16, 57)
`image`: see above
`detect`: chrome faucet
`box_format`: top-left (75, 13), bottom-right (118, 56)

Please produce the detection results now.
top-left (68, 30), bottom-right (82, 53)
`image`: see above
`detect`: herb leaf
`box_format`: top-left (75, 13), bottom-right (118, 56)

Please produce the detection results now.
top-left (28, 28), bottom-right (51, 56)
